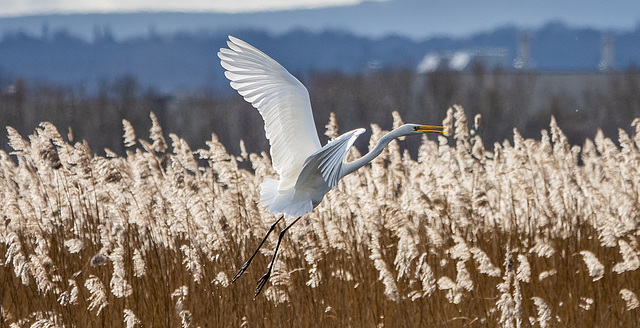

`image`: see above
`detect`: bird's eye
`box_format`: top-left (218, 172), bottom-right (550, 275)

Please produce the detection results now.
top-left (413, 126), bottom-right (419, 131)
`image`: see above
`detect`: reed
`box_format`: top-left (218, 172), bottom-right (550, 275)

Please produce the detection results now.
top-left (1, 106), bottom-right (639, 327)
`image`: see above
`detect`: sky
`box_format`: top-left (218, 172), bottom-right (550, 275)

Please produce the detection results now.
top-left (0, 0), bottom-right (638, 40)
top-left (1, 0), bottom-right (371, 17)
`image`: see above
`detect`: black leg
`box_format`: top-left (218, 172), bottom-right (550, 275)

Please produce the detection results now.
top-left (232, 215), bottom-right (284, 283)
top-left (254, 216), bottom-right (302, 298)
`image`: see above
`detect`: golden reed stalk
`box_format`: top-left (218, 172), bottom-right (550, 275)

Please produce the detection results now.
top-left (1, 107), bottom-right (639, 327)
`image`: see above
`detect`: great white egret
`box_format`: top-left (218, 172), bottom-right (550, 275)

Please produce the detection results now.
top-left (218, 36), bottom-right (444, 297)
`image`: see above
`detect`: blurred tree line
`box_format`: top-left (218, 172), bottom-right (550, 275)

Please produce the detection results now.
top-left (1, 68), bottom-right (640, 157)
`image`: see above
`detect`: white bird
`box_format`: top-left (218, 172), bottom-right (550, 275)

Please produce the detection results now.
top-left (218, 36), bottom-right (444, 297)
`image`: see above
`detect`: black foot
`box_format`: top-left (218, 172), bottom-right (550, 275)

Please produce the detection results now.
top-left (254, 271), bottom-right (271, 298)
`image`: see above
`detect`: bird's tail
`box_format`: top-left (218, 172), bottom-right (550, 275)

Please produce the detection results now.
top-left (260, 178), bottom-right (280, 208)
top-left (260, 178), bottom-right (312, 218)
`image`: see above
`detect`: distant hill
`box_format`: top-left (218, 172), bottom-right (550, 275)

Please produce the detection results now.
top-left (0, 22), bottom-right (639, 93)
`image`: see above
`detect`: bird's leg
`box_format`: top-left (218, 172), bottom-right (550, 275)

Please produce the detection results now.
top-left (232, 215), bottom-right (284, 283)
top-left (254, 216), bottom-right (302, 298)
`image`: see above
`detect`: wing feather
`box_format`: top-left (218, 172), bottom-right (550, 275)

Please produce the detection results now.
top-left (297, 128), bottom-right (366, 190)
top-left (218, 36), bottom-right (322, 189)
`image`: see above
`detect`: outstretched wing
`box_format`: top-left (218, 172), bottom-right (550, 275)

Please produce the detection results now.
top-left (297, 128), bottom-right (366, 190)
top-left (218, 36), bottom-right (322, 189)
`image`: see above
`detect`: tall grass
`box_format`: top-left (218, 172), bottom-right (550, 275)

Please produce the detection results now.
top-left (1, 107), bottom-right (639, 327)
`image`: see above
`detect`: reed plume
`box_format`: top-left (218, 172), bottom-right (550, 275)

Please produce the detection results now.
top-left (1, 108), bottom-right (639, 327)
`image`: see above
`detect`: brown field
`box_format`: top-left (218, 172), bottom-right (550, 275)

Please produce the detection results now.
top-left (1, 106), bottom-right (639, 327)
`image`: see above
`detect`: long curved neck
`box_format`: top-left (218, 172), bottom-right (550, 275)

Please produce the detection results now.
top-left (340, 129), bottom-right (401, 179)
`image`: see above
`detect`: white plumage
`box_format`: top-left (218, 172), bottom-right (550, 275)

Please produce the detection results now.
top-left (219, 36), bottom-right (320, 189)
top-left (218, 36), bottom-right (444, 218)
top-left (218, 36), bottom-right (444, 296)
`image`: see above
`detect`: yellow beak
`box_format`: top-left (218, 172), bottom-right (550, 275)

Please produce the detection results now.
top-left (416, 125), bottom-right (445, 134)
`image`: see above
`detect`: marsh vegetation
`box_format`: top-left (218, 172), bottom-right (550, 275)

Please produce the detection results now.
top-left (1, 106), bottom-right (639, 327)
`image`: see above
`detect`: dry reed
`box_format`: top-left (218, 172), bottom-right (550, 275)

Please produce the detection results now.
top-left (1, 106), bottom-right (639, 327)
